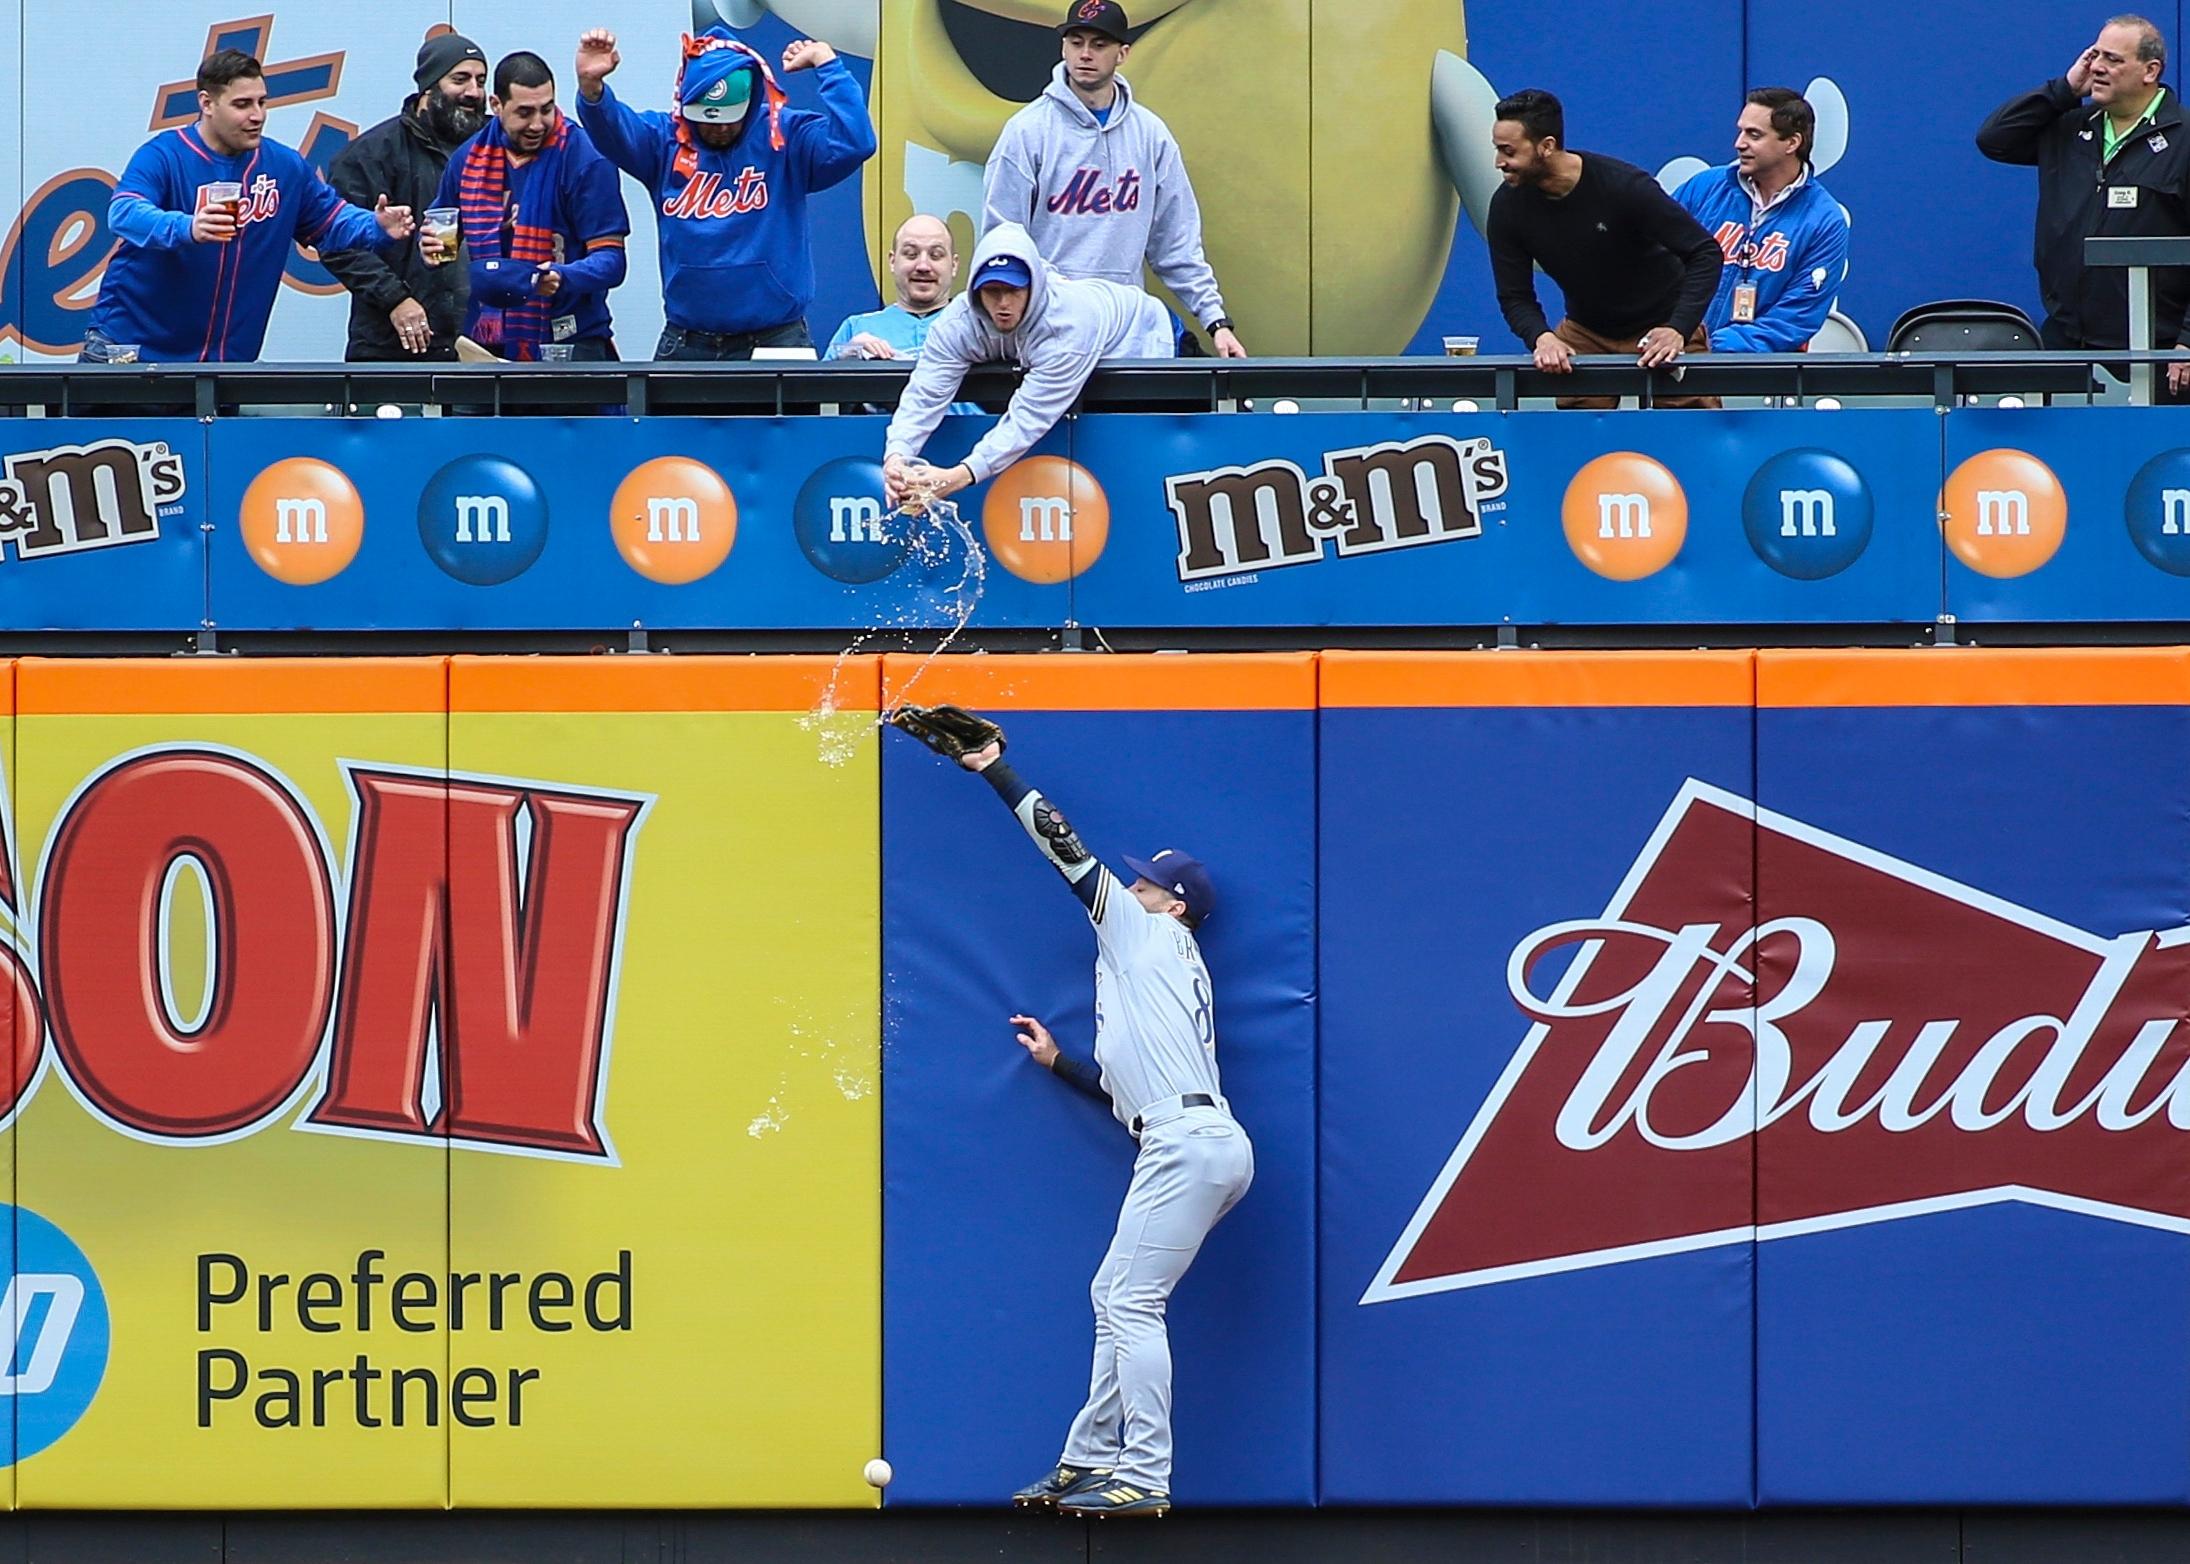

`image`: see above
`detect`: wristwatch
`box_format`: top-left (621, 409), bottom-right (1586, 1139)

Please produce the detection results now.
top-left (1208, 317), bottom-right (1235, 333)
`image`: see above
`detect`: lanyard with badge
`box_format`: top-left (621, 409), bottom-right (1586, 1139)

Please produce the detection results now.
top-left (1730, 191), bottom-right (1780, 324)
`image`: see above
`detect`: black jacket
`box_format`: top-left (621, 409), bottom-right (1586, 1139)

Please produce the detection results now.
top-left (1978, 79), bottom-right (2190, 348)
top-left (324, 98), bottom-right (469, 360)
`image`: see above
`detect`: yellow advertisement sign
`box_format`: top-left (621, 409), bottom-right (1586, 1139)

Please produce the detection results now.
top-left (3, 657), bottom-right (880, 1508)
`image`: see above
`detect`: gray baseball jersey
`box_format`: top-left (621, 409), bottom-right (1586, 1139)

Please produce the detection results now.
top-left (1081, 864), bottom-right (1223, 1130)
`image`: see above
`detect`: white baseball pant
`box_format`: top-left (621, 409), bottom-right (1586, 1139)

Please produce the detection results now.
top-left (1059, 1104), bottom-right (1253, 1491)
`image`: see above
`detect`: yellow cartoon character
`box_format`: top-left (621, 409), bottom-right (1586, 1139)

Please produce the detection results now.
top-left (705, 0), bottom-right (1507, 355)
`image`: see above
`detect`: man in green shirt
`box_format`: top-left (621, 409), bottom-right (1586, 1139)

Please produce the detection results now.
top-left (1979, 15), bottom-right (2190, 396)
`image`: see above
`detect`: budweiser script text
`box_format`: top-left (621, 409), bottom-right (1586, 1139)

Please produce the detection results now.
top-left (1371, 781), bottom-right (2190, 1300)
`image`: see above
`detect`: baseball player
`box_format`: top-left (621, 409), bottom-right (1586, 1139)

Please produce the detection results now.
top-left (982, 0), bottom-right (1246, 357)
top-left (889, 704), bottom-right (1254, 1520)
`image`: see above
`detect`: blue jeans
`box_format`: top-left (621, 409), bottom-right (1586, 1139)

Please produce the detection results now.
top-left (654, 319), bottom-right (812, 361)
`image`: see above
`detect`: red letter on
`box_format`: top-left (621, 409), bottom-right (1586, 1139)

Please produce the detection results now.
top-left (39, 751), bottom-right (335, 1137)
top-left (313, 772), bottom-right (645, 1156)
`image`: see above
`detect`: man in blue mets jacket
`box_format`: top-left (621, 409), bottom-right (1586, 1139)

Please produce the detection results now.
top-left (573, 22), bottom-right (876, 360)
top-left (85, 49), bottom-right (416, 363)
top-left (1674, 87), bottom-right (1851, 353)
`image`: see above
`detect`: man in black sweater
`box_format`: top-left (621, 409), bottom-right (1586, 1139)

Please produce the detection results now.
top-left (1486, 89), bottom-right (1725, 408)
top-left (323, 33), bottom-right (488, 361)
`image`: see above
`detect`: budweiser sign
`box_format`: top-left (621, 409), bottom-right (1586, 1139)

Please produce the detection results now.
top-left (1366, 779), bottom-right (2190, 1303)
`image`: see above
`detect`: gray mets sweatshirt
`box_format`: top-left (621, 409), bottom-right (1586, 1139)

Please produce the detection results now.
top-left (885, 222), bottom-right (1173, 484)
top-left (981, 64), bottom-right (1229, 331)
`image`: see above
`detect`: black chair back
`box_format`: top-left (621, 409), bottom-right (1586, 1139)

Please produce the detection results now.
top-left (1885, 300), bottom-right (2044, 353)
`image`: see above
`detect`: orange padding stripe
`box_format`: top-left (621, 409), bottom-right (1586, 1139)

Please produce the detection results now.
top-left (18, 658), bottom-right (448, 715)
top-left (1758, 648), bottom-right (2190, 706)
top-left (1320, 650), bottom-right (1755, 708)
top-left (451, 656), bottom-right (880, 712)
top-left (881, 653), bottom-right (1316, 710)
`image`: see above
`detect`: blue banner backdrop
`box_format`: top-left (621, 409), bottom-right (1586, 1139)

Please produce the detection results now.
top-left (202, 415), bottom-right (1061, 632)
top-left (1317, 671), bottom-right (1758, 1505)
top-left (1069, 409), bottom-right (1945, 626)
top-left (15, 407), bottom-right (2190, 633)
top-left (1753, 673), bottom-right (2190, 1503)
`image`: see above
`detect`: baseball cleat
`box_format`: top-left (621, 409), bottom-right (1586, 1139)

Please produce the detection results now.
top-left (1058, 1480), bottom-right (1171, 1518)
top-left (1011, 1463), bottom-right (1111, 1509)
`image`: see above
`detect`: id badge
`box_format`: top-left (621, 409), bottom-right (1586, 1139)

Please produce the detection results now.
top-left (2109, 184), bottom-right (2141, 208)
top-left (1731, 284), bottom-right (1759, 323)
top-left (552, 314), bottom-right (578, 342)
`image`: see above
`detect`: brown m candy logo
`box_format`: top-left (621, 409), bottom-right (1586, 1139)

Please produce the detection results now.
top-left (1164, 433), bottom-right (1509, 583)
top-left (0, 438), bottom-right (187, 561)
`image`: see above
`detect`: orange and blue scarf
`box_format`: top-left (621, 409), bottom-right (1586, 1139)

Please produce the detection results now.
top-left (456, 113), bottom-right (573, 360)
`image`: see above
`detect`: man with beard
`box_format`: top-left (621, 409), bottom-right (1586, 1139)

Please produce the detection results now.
top-left (575, 23), bottom-right (875, 360)
top-left (1485, 88), bottom-right (1724, 408)
top-left (427, 52), bottom-right (630, 360)
top-left (83, 49), bottom-right (415, 362)
top-left (326, 33), bottom-right (489, 361)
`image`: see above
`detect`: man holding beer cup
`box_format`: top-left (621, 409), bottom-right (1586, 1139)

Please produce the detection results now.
top-left (85, 49), bottom-right (417, 362)
top-left (326, 32), bottom-right (490, 361)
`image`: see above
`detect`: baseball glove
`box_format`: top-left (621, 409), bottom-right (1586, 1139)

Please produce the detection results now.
top-left (887, 703), bottom-right (1007, 761)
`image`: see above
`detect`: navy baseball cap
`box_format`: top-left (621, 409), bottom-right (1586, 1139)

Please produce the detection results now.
top-left (1060, 0), bottom-right (1130, 41)
top-left (972, 254), bottom-right (1032, 290)
top-left (1122, 849), bottom-right (1215, 924)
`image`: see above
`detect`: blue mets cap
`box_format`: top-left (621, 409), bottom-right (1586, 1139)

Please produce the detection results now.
top-left (1121, 849), bottom-right (1215, 924)
top-left (972, 254), bottom-right (1032, 291)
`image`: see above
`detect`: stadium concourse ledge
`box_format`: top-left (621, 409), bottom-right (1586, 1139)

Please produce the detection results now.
top-left (0, 1508), bottom-right (2187, 1562)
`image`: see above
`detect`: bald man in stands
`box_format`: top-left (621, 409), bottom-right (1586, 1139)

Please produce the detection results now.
top-left (828, 214), bottom-right (962, 359)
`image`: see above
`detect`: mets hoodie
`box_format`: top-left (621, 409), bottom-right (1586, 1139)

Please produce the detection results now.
top-left (1672, 163), bottom-right (1851, 352)
top-left (91, 124), bottom-right (393, 362)
top-left (982, 64), bottom-right (1227, 329)
top-left (578, 60), bottom-right (875, 336)
top-left (886, 223), bottom-right (1171, 483)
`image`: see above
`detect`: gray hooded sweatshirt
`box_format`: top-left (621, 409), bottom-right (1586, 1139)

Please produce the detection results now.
top-left (982, 64), bottom-right (1228, 331)
top-left (885, 222), bottom-right (1172, 484)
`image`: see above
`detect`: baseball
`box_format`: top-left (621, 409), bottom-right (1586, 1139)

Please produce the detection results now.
top-left (863, 1457), bottom-right (893, 1488)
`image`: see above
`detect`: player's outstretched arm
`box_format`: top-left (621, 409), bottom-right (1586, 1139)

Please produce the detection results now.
top-left (969, 751), bottom-right (1107, 916)
top-left (1012, 1014), bottom-right (1110, 1104)
top-left (887, 704), bottom-right (1115, 917)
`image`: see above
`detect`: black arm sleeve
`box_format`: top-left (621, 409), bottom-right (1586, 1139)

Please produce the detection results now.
top-left (981, 760), bottom-right (1102, 913)
top-left (323, 137), bottom-right (409, 312)
top-left (1048, 1047), bottom-right (1111, 1104)
top-left (1977, 80), bottom-right (2079, 164)
top-left (1632, 175), bottom-right (1724, 338)
top-left (1487, 189), bottom-right (1553, 345)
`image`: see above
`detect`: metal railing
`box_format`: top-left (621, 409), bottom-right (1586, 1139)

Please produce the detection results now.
top-left (0, 350), bottom-right (2162, 418)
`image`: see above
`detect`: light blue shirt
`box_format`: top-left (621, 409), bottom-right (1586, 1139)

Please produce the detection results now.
top-left (829, 301), bottom-right (978, 415)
